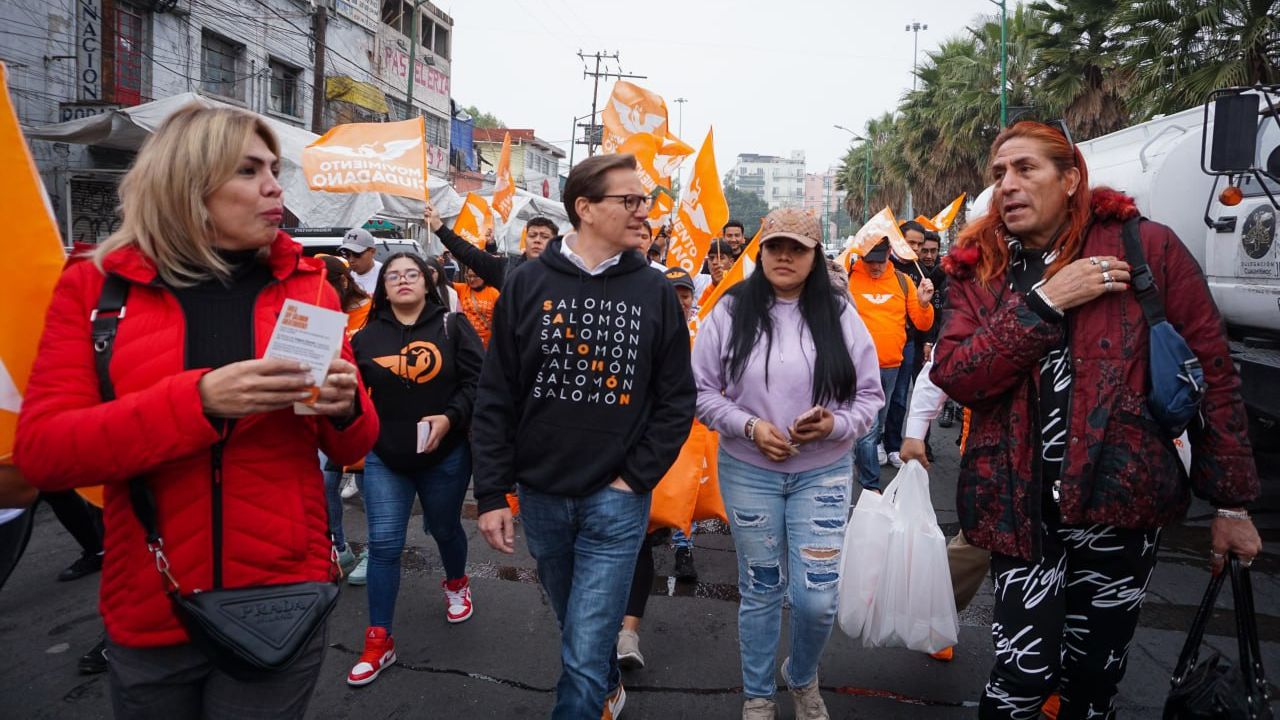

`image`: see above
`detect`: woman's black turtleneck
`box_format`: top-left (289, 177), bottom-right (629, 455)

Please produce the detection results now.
top-left (167, 248), bottom-right (274, 372)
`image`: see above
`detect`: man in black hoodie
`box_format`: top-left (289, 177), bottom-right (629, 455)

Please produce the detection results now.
top-left (473, 153), bottom-right (696, 719)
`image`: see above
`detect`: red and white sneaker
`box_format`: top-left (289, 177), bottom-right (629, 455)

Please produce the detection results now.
top-left (443, 576), bottom-right (473, 623)
top-left (347, 626), bottom-right (396, 686)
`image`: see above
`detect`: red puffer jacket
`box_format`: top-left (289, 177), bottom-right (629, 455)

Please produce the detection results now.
top-left (15, 231), bottom-right (379, 647)
top-left (931, 189), bottom-right (1258, 561)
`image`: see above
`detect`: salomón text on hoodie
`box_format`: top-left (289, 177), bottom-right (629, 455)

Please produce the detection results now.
top-left (351, 302), bottom-right (484, 472)
top-left (471, 236), bottom-right (696, 513)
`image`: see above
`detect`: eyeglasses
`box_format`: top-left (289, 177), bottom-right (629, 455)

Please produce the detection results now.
top-left (591, 194), bottom-right (655, 213)
top-left (384, 269), bottom-right (422, 284)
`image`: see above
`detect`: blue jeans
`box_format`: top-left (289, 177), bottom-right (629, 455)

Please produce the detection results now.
top-left (318, 451), bottom-right (346, 551)
top-left (518, 483), bottom-right (650, 720)
top-left (362, 447), bottom-right (471, 632)
top-left (718, 451), bottom-right (853, 699)
top-left (883, 340), bottom-right (916, 454)
top-left (855, 367), bottom-right (899, 490)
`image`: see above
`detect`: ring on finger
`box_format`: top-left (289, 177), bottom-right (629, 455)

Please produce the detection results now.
top-left (1090, 256), bottom-right (1100, 265)
top-left (1102, 271), bottom-right (1113, 283)
top-left (1100, 260), bottom-right (1111, 272)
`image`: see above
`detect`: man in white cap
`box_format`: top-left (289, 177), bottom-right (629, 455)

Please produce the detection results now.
top-left (340, 228), bottom-right (381, 295)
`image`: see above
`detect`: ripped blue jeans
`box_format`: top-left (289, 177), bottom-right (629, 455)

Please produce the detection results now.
top-left (717, 450), bottom-right (853, 699)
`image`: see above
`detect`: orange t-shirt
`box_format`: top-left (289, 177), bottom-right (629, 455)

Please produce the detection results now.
top-left (847, 262), bottom-right (934, 368)
top-left (345, 299), bottom-right (371, 340)
top-left (454, 282), bottom-right (500, 348)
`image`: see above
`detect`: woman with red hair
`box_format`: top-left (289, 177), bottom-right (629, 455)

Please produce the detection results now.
top-left (932, 121), bottom-right (1261, 718)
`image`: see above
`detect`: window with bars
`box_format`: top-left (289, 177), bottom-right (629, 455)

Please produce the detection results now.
top-left (201, 32), bottom-right (243, 100)
top-left (268, 60), bottom-right (301, 117)
top-left (425, 113), bottom-right (447, 147)
top-left (432, 22), bottom-right (449, 60)
top-left (114, 3), bottom-right (145, 106)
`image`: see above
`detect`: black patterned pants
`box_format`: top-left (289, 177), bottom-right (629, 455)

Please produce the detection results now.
top-left (979, 503), bottom-right (1161, 720)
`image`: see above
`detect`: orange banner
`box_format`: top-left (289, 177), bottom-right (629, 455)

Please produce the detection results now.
top-left (302, 117), bottom-right (428, 200)
top-left (0, 64), bottom-right (65, 466)
top-left (930, 192), bottom-right (965, 232)
top-left (697, 223), bottom-right (763, 321)
top-left (601, 80), bottom-right (693, 180)
top-left (847, 207), bottom-right (917, 260)
top-left (492, 131), bottom-right (514, 222)
top-left (668, 129), bottom-right (728, 277)
top-left (452, 193), bottom-right (492, 249)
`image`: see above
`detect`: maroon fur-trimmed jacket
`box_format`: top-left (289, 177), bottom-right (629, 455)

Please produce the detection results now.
top-left (931, 189), bottom-right (1258, 561)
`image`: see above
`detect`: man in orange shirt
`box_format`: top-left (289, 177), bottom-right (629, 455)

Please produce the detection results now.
top-left (847, 238), bottom-right (934, 489)
top-left (454, 265), bottom-right (500, 349)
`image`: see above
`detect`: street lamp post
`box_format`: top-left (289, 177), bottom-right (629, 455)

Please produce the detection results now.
top-left (988, 0), bottom-right (1007, 127)
top-left (905, 21), bottom-right (928, 92)
top-left (834, 124), bottom-right (873, 224)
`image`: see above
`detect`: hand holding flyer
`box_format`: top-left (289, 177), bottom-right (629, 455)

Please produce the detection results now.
top-left (263, 299), bottom-right (348, 414)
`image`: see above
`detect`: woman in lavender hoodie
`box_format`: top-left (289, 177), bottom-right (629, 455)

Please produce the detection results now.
top-left (693, 208), bottom-right (883, 720)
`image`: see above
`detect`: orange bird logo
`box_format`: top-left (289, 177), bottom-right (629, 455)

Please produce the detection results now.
top-left (373, 341), bottom-right (443, 384)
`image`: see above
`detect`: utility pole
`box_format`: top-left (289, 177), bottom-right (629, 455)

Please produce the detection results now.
top-left (405, 0), bottom-right (431, 120)
top-left (578, 50), bottom-right (646, 156)
top-left (310, 2), bottom-right (328, 133)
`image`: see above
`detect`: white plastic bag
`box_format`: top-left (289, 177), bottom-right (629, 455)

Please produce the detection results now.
top-left (839, 461), bottom-right (959, 653)
top-left (836, 475), bottom-right (897, 639)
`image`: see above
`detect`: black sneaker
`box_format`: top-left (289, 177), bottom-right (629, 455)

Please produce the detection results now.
top-left (78, 637), bottom-right (108, 675)
top-left (938, 404), bottom-right (955, 428)
top-left (58, 552), bottom-right (103, 582)
top-left (673, 547), bottom-right (697, 581)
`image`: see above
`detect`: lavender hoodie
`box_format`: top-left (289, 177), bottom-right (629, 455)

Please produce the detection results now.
top-left (693, 295), bottom-right (884, 473)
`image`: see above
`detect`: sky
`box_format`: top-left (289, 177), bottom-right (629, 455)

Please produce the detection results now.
top-left (443, 0), bottom-right (1001, 178)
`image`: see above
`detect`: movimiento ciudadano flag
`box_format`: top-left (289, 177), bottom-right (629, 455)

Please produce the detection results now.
top-left (697, 223), bottom-right (763, 322)
top-left (0, 64), bottom-right (66, 465)
top-left (847, 207), bottom-right (917, 261)
top-left (914, 193), bottom-right (966, 233)
top-left (453, 193), bottom-right (492, 249)
top-left (492, 131), bottom-right (515, 222)
top-left (302, 117), bottom-right (429, 200)
top-left (668, 129), bottom-right (728, 277)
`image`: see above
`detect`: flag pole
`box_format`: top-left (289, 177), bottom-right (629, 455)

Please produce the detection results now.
top-left (419, 116), bottom-right (429, 203)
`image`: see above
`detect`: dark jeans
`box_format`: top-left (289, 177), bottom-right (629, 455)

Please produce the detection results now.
top-left (318, 451), bottom-right (346, 550)
top-left (107, 626), bottom-right (327, 720)
top-left (518, 483), bottom-right (650, 719)
top-left (41, 490), bottom-right (103, 556)
top-left (363, 446), bottom-right (471, 632)
top-left (883, 339), bottom-right (917, 454)
top-left (980, 501), bottom-right (1161, 719)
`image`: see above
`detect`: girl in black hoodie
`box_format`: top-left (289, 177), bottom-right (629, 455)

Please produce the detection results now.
top-left (346, 252), bottom-right (484, 687)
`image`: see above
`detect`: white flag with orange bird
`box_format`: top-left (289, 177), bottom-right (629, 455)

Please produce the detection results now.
top-left (847, 207), bottom-right (918, 261)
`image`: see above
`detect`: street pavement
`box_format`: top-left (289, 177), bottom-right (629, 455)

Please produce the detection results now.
top-left (2, 419), bottom-right (1278, 718)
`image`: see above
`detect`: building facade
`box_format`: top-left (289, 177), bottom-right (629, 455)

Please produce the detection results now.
top-left (1, 0), bottom-right (457, 243)
top-left (473, 128), bottom-right (565, 201)
top-left (730, 150), bottom-right (806, 210)
top-left (804, 167), bottom-right (849, 247)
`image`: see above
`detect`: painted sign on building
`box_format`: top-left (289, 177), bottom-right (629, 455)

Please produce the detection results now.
top-left (377, 31), bottom-right (450, 115)
top-left (335, 0), bottom-right (380, 33)
top-left (76, 0), bottom-right (102, 101)
top-left (59, 102), bottom-right (120, 122)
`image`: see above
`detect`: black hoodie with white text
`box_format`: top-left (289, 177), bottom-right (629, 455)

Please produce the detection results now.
top-left (471, 237), bottom-right (696, 513)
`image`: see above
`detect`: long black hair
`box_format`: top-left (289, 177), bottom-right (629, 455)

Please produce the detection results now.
top-left (723, 243), bottom-right (857, 406)
top-left (370, 252), bottom-right (444, 316)
top-left (423, 255), bottom-right (453, 308)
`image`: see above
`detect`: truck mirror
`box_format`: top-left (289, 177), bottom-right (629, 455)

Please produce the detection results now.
top-left (1210, 94), bottom-right (1259, 172)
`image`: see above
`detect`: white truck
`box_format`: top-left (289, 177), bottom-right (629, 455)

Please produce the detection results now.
top-left (973, 86), bottom-right (1280, 446)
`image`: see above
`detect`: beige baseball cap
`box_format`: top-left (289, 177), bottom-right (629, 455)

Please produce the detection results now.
top-left (758, 208), bottom-right (821, 248)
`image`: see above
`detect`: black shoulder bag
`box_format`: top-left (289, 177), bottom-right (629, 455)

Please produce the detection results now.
top-left (1164, 555), bottom-right (1271, 719)
top-left (93, 274), bottom-right (340, 682)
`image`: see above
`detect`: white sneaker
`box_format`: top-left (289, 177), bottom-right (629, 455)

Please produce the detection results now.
top-left (616, 629), bottom-right (645, 670)
top-left (877, 444), bottom-right (888, 465)
top-left (604, 682), bottom-right (626, 719)
top-left (340, 474), bottom-right (359, 499)
top-left (888, 451), bottom-right (904, 468)
top-left (347, 549), bottom-right (369, 586)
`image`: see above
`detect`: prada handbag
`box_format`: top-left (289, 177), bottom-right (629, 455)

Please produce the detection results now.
top-left (1164, 556), bottom-right (1271, 719)
top-left (129, 478), bottom-right (341, 682)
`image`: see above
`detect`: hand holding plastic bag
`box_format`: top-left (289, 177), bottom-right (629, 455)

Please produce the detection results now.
top-left (838, 461), bottom-right (958, 653)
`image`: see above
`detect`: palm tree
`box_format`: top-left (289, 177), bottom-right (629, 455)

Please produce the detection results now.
top-left (1028, 0), bottom-right (1133, 140)
top-left (836, 113), bottom-right (908, 224)
top-left (1118, 0), bottom-right (1280, 117)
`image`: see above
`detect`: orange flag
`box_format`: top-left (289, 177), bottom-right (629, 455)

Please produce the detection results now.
top-left (492, 131), bottom-right (515, 222)
top-left (452, 192), bottom-right (492, 249)
top-left (302, 117), bottom-right (429, 200)
top-left (668, 129), bottom-right (728, 277)
top-left (847, 207), bottom-right (917, 261)
top-left (697, 223), bottom-right (763, 321)
top-left (929, 192), bottom-right (965, 231)
top-left (0, 65), bottom-right (66, 466)
top-left (601, 80), bottom-right (693, 172)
